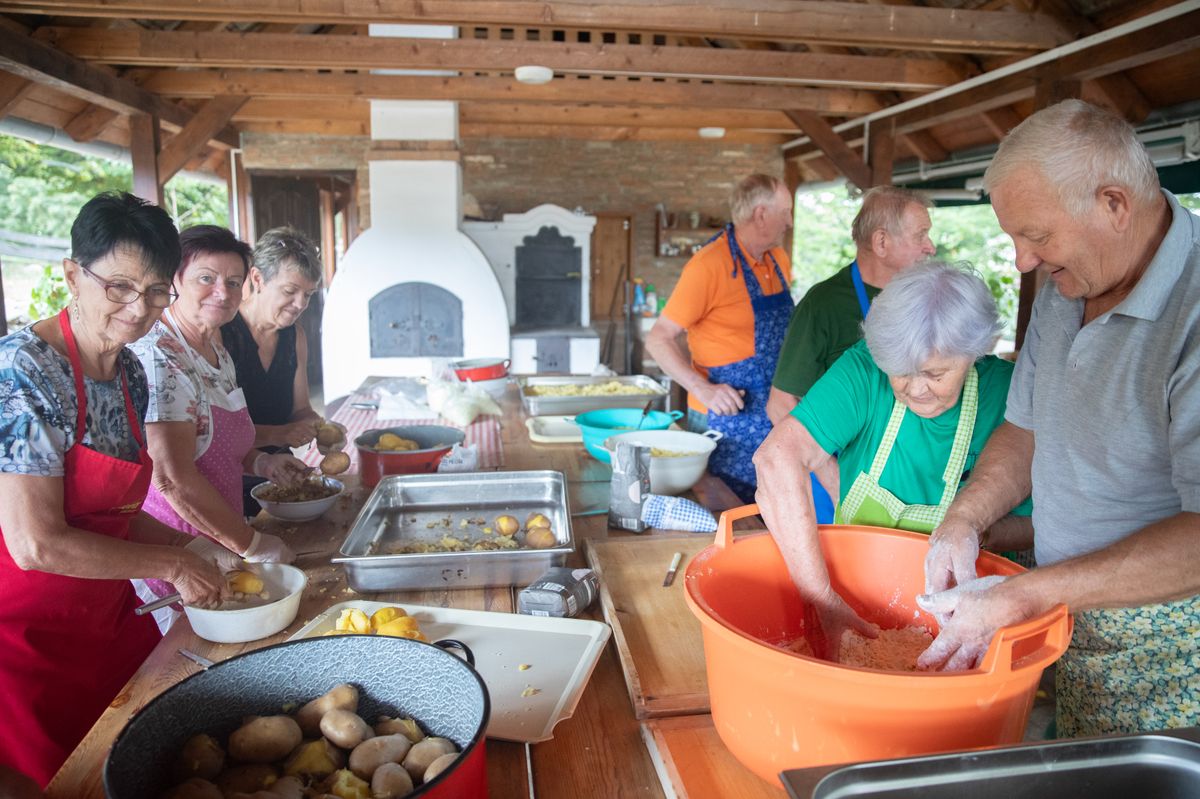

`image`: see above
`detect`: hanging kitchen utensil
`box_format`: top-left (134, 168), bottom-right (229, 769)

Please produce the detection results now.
top-left (635, 398), bottom-right (655, 430)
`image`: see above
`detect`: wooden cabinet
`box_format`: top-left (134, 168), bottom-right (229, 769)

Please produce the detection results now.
top-left (655, 224), bottom-right (724, 258)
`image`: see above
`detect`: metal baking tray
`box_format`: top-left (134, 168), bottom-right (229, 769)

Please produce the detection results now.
top-left (781, 727), bottom-right (1200, 799)
top-left (333, 471), bottom-right (572, 591)
top-left (518, 374), bottom-right (667, 417)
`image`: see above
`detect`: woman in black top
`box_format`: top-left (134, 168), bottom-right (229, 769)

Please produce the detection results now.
top-left (221, 227), bottom-right (324, 515)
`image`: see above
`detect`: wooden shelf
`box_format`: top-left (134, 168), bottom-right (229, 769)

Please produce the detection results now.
top-left (656, 225), bottom-right (724, 258)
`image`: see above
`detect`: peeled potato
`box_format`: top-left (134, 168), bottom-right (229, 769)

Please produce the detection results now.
top-left (525, 526), bottom-right (557, 550)
top-left (525, 512), bottom-right (550, 530)
top-left (335, 608), bottom-right (371, 634)
top-left (369, 606), bottom-right (407, 630)
top-left (375, 616), bottom-right (421, 637)
top-left (226, 570), bottom-right (264, 596)
top-left (494, 515), bottom-right (519, 536)
top-left (320, 451), bottom-right (351, 475)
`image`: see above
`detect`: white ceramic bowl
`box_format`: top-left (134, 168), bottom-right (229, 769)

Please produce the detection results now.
top-left (183, 563), bottom-right (307, 644)
top-left (251, 476), bottom-right (343, 522)
top-left (466, 375), bottom-right (509, 400)
top-left (603, 429), bottom-right (724, 495)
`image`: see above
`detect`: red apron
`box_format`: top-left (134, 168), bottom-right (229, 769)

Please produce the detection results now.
top-left (0, 310), bottom-right (161, 786)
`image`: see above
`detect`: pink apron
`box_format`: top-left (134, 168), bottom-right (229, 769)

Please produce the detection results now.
top-left (141, 311), bottom-right (255, 585)
top-left (0, 310), bottom-right (161, 786)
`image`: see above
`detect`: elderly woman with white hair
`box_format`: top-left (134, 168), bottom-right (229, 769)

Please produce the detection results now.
top-left (753, 262), bottom-right (1032, 658)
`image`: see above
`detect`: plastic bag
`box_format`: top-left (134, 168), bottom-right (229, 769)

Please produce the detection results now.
top-left (438, 443), bottom-right (480, 473)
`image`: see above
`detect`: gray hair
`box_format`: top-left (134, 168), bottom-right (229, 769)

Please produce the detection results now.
top-left (863, 262), bottom-right (1002, 376)
top-left (251, 226), bottom-right (323, 286)
top-left (983, 99), bottom-right (1159, 218)
top-left (850, 186), bottom-right (931, 248)
top-left (729, 173), bottom-right (787, 226)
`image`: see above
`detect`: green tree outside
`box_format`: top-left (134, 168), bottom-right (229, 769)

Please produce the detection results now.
top-left (1, 134), bottom-right (229, 325)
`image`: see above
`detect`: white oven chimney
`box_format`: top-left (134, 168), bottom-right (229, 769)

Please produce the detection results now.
top-left (321, 25), bottom-right (510, 401)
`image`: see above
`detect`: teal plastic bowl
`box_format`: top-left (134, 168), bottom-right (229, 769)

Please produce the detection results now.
top-left (574, 408), bottom-right (684, 463)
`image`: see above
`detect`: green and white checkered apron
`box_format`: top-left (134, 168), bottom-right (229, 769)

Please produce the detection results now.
top-left (833, 367), bottom-right (978, 535)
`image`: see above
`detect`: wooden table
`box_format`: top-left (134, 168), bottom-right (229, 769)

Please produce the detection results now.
top-left (49, 381), bottom-right (744, 799)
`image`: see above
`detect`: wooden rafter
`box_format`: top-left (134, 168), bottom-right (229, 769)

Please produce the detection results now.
top-left (0, 70), bottom-right (35, 118)
top-left (785, 110), bottom-right (871, 189)
top-left (156, 94), bottom-right (246, 182)
top-left (32, 27), bottom-right (964, 91)
top-left (0, 25), bottom-right (239, 148)
top-left (0, 0), bottom-right (1072, 54)
top-left (139, 70), bottom-right (881, 115)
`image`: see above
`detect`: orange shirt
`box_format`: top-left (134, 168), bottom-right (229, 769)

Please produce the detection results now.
top-left (661, 232), bottom-right (792, 412)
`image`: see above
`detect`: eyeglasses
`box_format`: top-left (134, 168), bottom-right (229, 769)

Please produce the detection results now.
top-left (275, 238), bottom-right (320, 258)
top-left (74, 261), bottom-right (178, 308)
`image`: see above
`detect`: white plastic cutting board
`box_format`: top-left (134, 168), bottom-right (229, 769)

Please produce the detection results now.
top-left (289, 600), bottom-right (611, 743)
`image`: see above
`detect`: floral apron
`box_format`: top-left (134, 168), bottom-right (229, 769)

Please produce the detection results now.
top-left (138, 311), bottom-right (256, 624)
top-left (705, 225), bottom-right (794, 503)
top-left (0, 309), bottom-right (160, 786)
top-left (1056, 596), bottom-right (1199, 737)
top-left (834, 367), bottom-right (978, 534)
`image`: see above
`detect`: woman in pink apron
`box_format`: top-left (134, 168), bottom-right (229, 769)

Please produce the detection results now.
top-left (131, 226), bottom-right (305, 629)
top-left (0, 193), bottom-right (228, 785)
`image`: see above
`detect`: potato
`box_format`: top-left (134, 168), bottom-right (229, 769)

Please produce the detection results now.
top-left (173, 733), bottom-right (225, 782)
top-left (282, 738), bottom-right (344, 779)
top-left (348, 734), bottom-right (411, 780)
top-left (228, 715), bottom-right (302, 764)
top-left (334, 609), bottom-right (371, 635)
top-left (161, 778), bottom-right (222, 799)
top-left (316, 423), bottom-right (344, 447)
top-left (369, 606), bottom-right (406, 630)
top-left (266, 776), bottom-right (304, 799)
top-left (525, 512), bottom-right (550, 530)
top-left (320, 709), bottom-right (374, 749)
top-left (320, 451), bottom-right (350, 475)
top-left (374, 716), bottom-right (425, 744)
top-left (401, 738), bottom-right (456, 783)
top-left (524, 526), bottom-right (557, 550)
top-left (370, 762), bottom-right (414, 798)
top-left (226, 570), bottom-right (264, 595)
top-left (215, 764), bottom-right (278, 795)
top-left (327, 768), bottom-right (371, 799)
top-left (295, 683), bottom-right (359, 736)
top-left (493, 515), bottom-right (519, 536)
top-left (374, 616), bottom-right (420, 638)
top-left (423, 752), bottom-right (459, 783)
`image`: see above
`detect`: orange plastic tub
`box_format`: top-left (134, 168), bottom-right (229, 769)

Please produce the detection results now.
top-left (683, 504), bottom-right (1072, 787)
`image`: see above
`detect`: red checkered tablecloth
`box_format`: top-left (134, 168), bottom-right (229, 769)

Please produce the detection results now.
top-left (300, 391), bottom-right (504, 473)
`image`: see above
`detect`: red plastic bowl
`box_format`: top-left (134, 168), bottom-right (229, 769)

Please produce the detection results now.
top-left (356, 425), bottom-right (466, 488)
top-left (453, 358), bottom-right (510, 382)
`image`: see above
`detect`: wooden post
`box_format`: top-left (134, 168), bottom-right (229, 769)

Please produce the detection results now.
top-left (319, 183), bottom-right (336, 284)
top-left (129, 113), bottom-right (163, 206)
top-left (867, 120), bottom-right (895, 188)
top-left (1014, 77), bottom-right (1081, 350)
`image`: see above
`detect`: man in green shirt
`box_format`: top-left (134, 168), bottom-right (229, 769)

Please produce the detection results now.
top-left (767, 186), bottom-right (935, 425)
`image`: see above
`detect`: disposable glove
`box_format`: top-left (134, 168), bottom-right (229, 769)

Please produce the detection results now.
top-left (916, 574), bottom-right (1007, 671)
top-left (240, 530), bottom-right (296, 564)
top-left (184, 534), bottom-right (245, 573)
top-left (924, 519), bottom-right (982, 598)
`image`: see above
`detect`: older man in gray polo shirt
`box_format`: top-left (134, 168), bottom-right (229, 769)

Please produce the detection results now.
top-left (915, 99), bottom-right (1199, 738)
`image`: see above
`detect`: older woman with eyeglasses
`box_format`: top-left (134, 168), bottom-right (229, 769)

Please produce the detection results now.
top-left (0, 193), bottom-right (235, 786)
top-left (753, 263), bottom-right (1033, 661)
top-left (221, 227), bottom-right (326, 516)
top-left (130, 227), bottom-right (302, 622)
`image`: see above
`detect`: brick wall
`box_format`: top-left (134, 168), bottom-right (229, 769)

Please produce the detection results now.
top-left (241, 133), bottom-right (783, 299)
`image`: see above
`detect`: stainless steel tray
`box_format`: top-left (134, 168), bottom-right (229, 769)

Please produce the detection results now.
top-left (333, 471), bottom-right (572, 591)
top-left (518, 375), bottom-right (667, 417)
top-left (781, 727), bottom-right (1200, 799)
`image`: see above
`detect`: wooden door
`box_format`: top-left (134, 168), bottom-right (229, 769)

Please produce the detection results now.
top-left (590, 214), bottom-right (632, 321)
top-left (249, 174), bottom-right (324, 385)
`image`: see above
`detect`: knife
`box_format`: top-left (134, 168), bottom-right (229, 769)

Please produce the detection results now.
top-left (662, 551), bottom-right (683, 587)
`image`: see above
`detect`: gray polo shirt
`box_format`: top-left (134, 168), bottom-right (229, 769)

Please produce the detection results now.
top-left (1006, 191), bottom-right (1200, 566)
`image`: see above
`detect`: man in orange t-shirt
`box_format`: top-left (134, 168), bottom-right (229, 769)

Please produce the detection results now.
top-left (645, 174), bottom-right (794, 501)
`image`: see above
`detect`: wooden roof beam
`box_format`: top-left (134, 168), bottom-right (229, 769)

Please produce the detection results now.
top-left (139, 70), bottom-right (881, 115)
top-left (0, 70), bottom-right (35, 118)
top-left (0, 0), bottom-right (1072, 54)
top-left (157, 94), bottom-right (246, 182)
top-left (0, 26), bottom-right (238, 148)
top-left (32, 27), bottom-right (965, 91)
top-left (785, 110), bottom-right (871, 190)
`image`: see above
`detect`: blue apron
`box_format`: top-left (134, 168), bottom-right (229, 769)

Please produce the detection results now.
top-left (705, 225), bottom-right (795, 503)
top-left (806, 261), bottom-right (873, 523)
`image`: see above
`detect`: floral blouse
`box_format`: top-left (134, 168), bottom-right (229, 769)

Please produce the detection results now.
top-left (0, 326), bottom-right (148, 475)
top-left (129, 318), bottom-right (240, 459)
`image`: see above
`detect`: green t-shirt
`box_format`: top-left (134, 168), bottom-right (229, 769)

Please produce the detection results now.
top-left (773, 264), bottom-right (882, 397)
top-left (791, 340), bottom-right (1032, 517)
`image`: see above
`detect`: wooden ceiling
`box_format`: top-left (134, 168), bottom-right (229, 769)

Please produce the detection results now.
top-left (0, 0), bottom-right (1198, 188)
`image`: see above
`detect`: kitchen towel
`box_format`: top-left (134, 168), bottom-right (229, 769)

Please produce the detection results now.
top-left (641, 495), bottom-right (717, 533)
